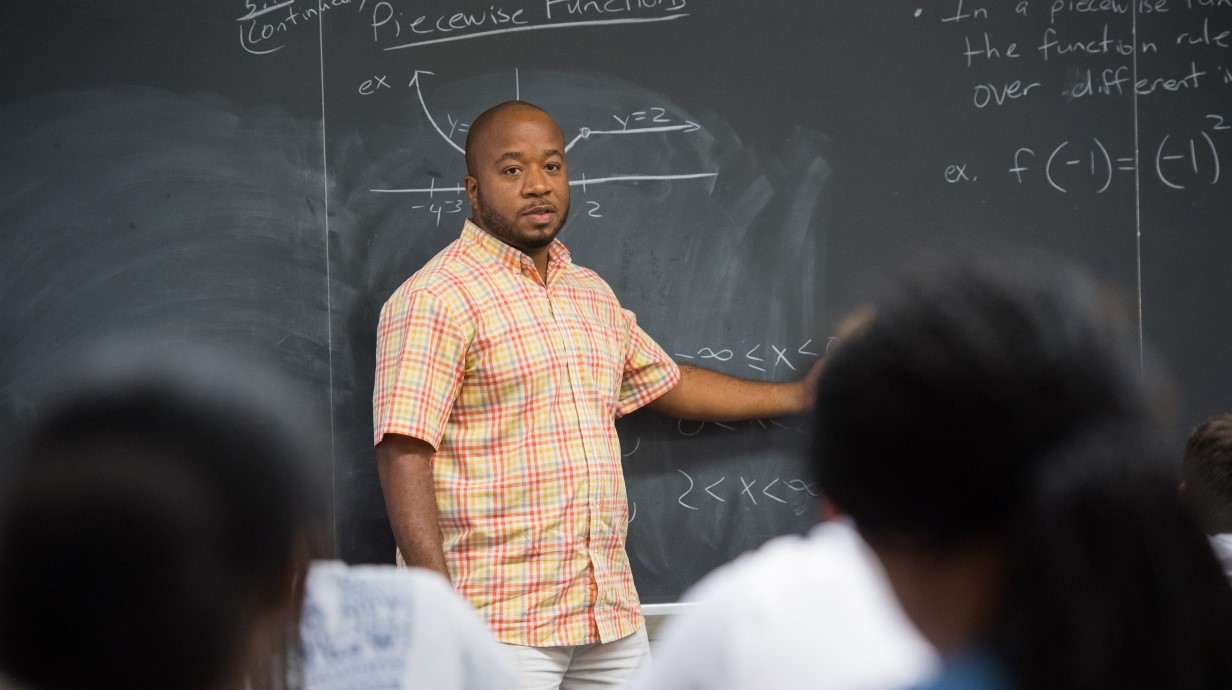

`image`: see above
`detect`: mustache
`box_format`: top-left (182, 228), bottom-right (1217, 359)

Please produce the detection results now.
top-left (521, 202), bottom-right (557, 214)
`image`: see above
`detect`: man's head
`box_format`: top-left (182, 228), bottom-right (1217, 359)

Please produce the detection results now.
top-left (811, 254), bottom-right (1147, 652)
top-left (1182, 413), bottom-right (1232, 534)
top-left (464, 101), bottom-right (570, 256)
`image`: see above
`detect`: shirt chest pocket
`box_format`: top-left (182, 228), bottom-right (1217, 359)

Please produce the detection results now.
top-left (463, 318), bottom-right (559, 411)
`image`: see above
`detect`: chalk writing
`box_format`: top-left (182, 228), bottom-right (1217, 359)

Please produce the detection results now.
top-left (673, 340), bottom-right (820, 374)
top-left (1047, 1), bottom-right (1132, 26)
top-left (1004, 117), bottom-right (1226, 192)
top-left (623, 436), bottom-right (642, 456)
top-left (675, 417), bottom-right (807, 438)
top-left (237, 0), bottom-right (360, 55)
top-left (1137, 60), bottom-right (1208, 94)
top-left (357, 74), bottom-right (392, 96)
top-left (972, 79), bottom-right (1043, 108)
top-left (963, 32), bottom-right (1023, 65)
top-left (1064, 66), bottom-right (1135, 98)
top-left (566, 121), bottom-right (701, 148)
top-left (236, 0), bottom-right (690, 55)
top-left (408, 199), bottom-right (466, 226)
top-left (1156, 131), bottom-right (1221, 188)
top-left (929, 1), bottom-right (1232, 108)
top-left (1176, 17), bottom-right (1232, 47)
top-left (374, 0), bottom-right (689, 51)
top-left (1037, 24), bottom-right (1137, 60)
top-left (676, 469), bottom-right (699, 510)
top-left (673, 469), bottom-right (822, 512)
top-left (945, 162), bottom-right (977, 182)
top-left (923, 0), bottom-right (1232, 194)
top-left (368, 70), bottom-right (718, 218)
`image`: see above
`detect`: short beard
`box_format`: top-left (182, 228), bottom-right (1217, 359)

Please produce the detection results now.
top-left (475, 195), bottom-right (568, 252)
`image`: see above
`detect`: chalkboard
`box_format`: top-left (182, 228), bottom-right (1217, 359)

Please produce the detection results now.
top-left (2, 1), bottom-right (1230, 604)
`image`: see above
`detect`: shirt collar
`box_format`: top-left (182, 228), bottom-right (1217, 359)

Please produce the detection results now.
top-left (461, 219), bottom-right (572, 275)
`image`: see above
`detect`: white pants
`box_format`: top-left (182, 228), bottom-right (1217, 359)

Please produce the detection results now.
top-left (503, 627), bottom-right (650, 690)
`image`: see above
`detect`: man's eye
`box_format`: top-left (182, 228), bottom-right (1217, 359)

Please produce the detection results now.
top-left (502, 167), bottom-right (521, 175)
top-left (545, 163), bottom-right (561, 172)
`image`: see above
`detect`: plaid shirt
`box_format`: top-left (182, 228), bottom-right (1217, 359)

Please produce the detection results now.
top-left (373, 221), bottom-right (680, 646)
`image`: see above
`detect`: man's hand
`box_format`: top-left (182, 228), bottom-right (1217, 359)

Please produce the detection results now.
top-left (799, 356), bottom-right (826, 412)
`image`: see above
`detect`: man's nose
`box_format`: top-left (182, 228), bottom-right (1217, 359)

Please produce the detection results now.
top-left (523, 167), bottom-right (550, 196)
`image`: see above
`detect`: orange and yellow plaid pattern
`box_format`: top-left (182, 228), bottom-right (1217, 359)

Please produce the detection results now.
top-left (373, 221), bottom-right (680, 647)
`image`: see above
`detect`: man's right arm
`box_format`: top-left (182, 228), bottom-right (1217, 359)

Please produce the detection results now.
top-left (376, 433), bottom-right (449, 579)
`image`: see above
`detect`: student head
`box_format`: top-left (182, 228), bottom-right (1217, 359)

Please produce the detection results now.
top-left (815, 254), bottom-right (1144, 544)
top-left (1182, 413), bottom-right (1232, 535)
top-left (812, 254), bottom-right (1232, 688)
top-left (0, 345), bottom-right (329, 690)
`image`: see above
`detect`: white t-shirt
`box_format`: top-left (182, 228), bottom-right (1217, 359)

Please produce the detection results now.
top-left (632, 520), bottom-right (938, 690)
top-left (301, 561), bottom-right (518, 690)
top-left (1209, 534), bottom-right (1232, 586)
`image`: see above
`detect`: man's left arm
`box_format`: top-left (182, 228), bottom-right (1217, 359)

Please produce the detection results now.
top-left (647, 360), bottom-right (824, 422)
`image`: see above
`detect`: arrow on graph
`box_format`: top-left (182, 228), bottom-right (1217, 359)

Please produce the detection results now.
top-left (409, 71), bottom-right (465, 155)
top-left (565, 121), bottom-right (701, 152)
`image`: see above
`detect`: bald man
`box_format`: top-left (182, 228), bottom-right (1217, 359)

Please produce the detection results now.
top-left (372, 101), bottom-right (821, 689)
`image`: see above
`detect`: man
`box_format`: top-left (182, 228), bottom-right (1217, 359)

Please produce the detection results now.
top-left (373, 100), bottom-right (821, 688)
top-left (1181, 412), bottom-right (1232, 584)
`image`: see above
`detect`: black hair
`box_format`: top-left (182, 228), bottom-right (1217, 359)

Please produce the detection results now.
top-left (1012, 424), bottom-right (1232, 690)
top-left (814, 254), bottom-right (1144, 546)
top-left (812, 253), bottom-right (1232, 690)
top-left (0, 345), bottom-right (329, 690)
top-left (1182, 413), bottom-right (1232, 534)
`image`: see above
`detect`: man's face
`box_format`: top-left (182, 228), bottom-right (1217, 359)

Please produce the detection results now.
top-left (464, 108), bottom-right (570, 254)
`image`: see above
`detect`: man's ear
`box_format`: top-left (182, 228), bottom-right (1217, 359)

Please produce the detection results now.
top-left (464, 175), bottom-right (479, 210)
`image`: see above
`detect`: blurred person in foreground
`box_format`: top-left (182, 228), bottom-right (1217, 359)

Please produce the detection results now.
top-left (638, 254), bottom-right (1232, 690)
top-left (815, 255), bottom-right (1232, 689)
top-left (0, 346), bottom-right (330, 690)
top-left (0, 346), bottom-right (518, 690)
top-left (632, 309), bottom-right (936, 690)
top-left (1181, 412), bottom-right (1232, 585)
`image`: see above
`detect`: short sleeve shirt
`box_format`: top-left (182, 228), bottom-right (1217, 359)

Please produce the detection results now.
top-left (373, 221), bottom-right (680, 647)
